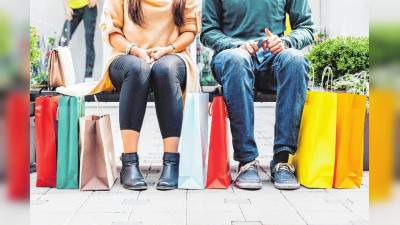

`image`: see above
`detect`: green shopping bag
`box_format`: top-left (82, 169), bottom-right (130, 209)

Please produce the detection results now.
top-left (57, 96), bottom-right (85, 189)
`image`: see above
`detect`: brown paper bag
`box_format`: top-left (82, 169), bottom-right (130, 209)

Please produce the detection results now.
top-left (79, 96), bottom-right (117, 191)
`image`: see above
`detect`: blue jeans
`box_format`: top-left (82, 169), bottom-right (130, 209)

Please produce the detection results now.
top-left (211, 48), bottom-right (309, 162)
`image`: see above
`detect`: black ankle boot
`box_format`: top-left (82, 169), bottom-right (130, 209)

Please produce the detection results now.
top-left (156, 152), bottom-right (180, 190)
top-left (120, 153), bottom-right (147, 190)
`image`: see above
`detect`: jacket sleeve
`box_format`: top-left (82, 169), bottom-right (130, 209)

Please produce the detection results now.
top-left (200, 0), bottom-right (244, 53)
top-left (99, 0), bottom-right (125, 48)
top-left (179, 0), bottom-right (201, 35)
top-left (281, 0), bottom-right (316, 49)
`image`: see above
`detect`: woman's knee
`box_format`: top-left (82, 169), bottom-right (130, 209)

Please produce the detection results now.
top-left (151, 55), bottom-right (186, 85)
top-left (119, 55), bottom-right (151, 80)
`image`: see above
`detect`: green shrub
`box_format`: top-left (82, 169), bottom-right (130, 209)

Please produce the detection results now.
top-left (30, 26), bottom-right (42, 67)
top-left (306, 36), bottom-right (369, 85)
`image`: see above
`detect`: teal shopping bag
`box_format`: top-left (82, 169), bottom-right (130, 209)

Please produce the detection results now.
top-left (57, 96), bottom-right (85, 189)
top-left (178, 93), bottom-right (209, 189)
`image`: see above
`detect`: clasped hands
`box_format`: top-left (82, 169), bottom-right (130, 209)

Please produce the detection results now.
top-left (131, 46), bottom-right (173, 64)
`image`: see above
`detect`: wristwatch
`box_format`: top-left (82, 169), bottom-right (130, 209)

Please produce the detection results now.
top-left (168, 44), bottom-right (176, 53)
top-left (126, 43), bottom-right (136, 55)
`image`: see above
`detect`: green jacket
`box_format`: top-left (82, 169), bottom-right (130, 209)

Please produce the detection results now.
top-left (200, 0), bottom-right (315, 53)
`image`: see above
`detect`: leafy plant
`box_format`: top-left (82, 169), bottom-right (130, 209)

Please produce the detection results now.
top-left (307, 36), bottom-right (369, 85)
top-left (333, 72), bottom-right (369, 110)
top-left (30, 26), bottom-right (42, 67)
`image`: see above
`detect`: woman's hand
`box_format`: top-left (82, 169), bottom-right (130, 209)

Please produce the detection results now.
top-left (130, 46), bottom-right (154, 64)
top-left (65, 7), bottom-right (74, 21)
top-left (147, 46), bottom-right (172, 61)
top-left (88, 0), bottom-right (97, 8)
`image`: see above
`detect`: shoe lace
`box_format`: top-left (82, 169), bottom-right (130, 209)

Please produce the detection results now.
top-left (273, 163), bottom-right (295, 174)
top-left (233, 160), bottom-right (260, 182)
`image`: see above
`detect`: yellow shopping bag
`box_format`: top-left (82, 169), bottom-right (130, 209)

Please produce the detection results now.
top-left (295, 67), bottom-right (337, 188)
top-left (333, 72), bottom-right (367, 188)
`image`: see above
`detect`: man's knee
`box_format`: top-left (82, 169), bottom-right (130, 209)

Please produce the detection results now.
top-left (212, 48), bottom-right (254, 82)
top-left (279, 49), bottom-right (309, 69)
top-left (216, 48), bottom-right (253, 68)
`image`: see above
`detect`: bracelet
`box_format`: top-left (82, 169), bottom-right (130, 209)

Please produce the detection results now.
top-left (168, 44), bottom-right (176, 53)
top-left (126, 43), bottom-right (136, 55)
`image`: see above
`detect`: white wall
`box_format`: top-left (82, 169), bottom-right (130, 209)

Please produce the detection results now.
top-left (315, 0), bottom-right (369, 37)
top-left (30, 0), bottom-right (369, 75)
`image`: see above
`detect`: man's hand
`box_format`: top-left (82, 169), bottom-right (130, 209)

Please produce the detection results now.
top-left (65, 7), bottom-right (74, 21)
top-left (88, 0), bottom-right (97, 8)
top-left (261, 28), bottom-right (285, 55)
top-left (147, 46), bottom-right (171, 61)
top-left (239, 40), bottom-right (259, 56)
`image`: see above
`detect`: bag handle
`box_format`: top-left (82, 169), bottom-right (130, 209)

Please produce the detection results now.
top-left (93, 95), bottom-right (104, 117)
top-left (320, 66), bottom-right (333, 92)
top-left (208, 98), bottom-right (229, 118)
top-left (309, 65), bottom-right (315, 91)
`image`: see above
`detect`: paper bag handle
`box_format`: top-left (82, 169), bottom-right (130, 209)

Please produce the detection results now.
top-left (320, 66), bottom-right (333, 92)
top-left (352, 71), bottom-right (367, 95)
top-left (93, 95), bottom-right (104, 117)
top-left (309, 65), bottom-right (315, 91)
top-left (208, 99), bottom-right (229, 118)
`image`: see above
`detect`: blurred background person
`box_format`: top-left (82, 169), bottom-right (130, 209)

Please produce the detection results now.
top-left (59, 0), bottom-right (97, 82)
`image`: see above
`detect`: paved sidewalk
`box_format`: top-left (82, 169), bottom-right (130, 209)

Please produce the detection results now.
top-left (30, 103), bottom-right (369, 225)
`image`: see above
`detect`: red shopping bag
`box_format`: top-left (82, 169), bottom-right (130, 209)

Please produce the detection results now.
top-left (35, 95), bottom-right (60, 187)
top-left (206, 96), bottom-right (231, 189)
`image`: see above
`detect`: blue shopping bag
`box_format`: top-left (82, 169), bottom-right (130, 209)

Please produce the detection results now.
top-left (178, 93), bottom-right (209, 189)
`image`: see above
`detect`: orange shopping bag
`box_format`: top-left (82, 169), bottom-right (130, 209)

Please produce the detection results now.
top-left (333, 72), bottom-right (367, 188)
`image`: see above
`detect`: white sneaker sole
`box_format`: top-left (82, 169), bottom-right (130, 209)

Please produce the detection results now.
top-left (274, 182), bottom-right (300, 190)
top-left (235, 182), bottom-right (262, 190)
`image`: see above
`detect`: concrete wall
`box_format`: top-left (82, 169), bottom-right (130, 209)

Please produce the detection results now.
top-left (30, 0), bottom-right (105, 82)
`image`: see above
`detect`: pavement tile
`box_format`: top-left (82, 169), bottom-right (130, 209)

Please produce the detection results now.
top-left (30, 185), bottom-right (51, 194)
top-left (231, 222), bottom-right (262, 225)
top-left (187, 211), bottom-right (245, 225)
top-left (243, 211), bottom-right (306, 225)
top-left (224, 199), bottom-right (251, 204)
top-left (78, 201), bottom-right (133, 213)
top-left (30, 213), bottom-right (73, 225)
top-left (299, 211), bottom-right (364, 225)
top-left (39, 192), bottom-right (91, 202)
top-left (31, 201), bottom-right (83, 213)
top-left (30, 193), bottom-right (43, 201)
top-left (123, 199), bottom-right (149, 205)
top-left (67, 212), bottom-right (130, 225)
top-left (129, 211), bottom-right (185, 225)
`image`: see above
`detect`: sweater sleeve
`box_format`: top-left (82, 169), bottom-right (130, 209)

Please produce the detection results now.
top-left (200, 0), bottom-right (244, 53)
top-left (99, 0), bottom-right (125, 48)
top-left (179, 0), bottom-right (201, 35)
top-left (281, 0), bottom-right (316, 49)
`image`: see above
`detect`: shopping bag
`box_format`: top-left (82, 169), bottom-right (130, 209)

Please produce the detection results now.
top-left (206, 96), bottom-right (231, 189)
top-left (79, 96), bottom-right (117, 191)
top-left (178, 93), bottom-right (209, 189)
top-left (57, 96), bottom-right (85, 189)
top-left (333, 72), bottom-right (367, 188)
top-left (295, 67), bottom-right (337, 188)
top-left (35, 95), bottom-right (60, 187)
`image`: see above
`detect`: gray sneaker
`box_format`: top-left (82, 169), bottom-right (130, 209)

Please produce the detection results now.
top-left (271, 161), bottom-right (300, 190)
top-left (234, 160), bottom-right (262, 190)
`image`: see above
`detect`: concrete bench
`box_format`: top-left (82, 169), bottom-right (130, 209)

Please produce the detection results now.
top-left (30, 86), bottom-right (277, 103)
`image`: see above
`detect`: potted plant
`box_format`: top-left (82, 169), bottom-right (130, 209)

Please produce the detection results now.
top-left (30, 26), bottom-right (57, 89)
top-left (306, 36), bottom-right (369, 85)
